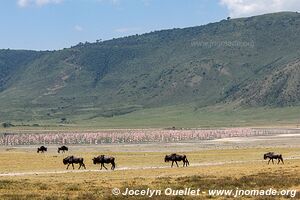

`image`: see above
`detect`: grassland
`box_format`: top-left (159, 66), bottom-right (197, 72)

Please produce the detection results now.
top-left (3, 104), bottom-right (300, 130)
top-left (0, 141), bottom-right (299, 199)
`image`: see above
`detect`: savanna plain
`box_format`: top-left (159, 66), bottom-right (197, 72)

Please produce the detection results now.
top-left (0, 129), bottom-right (300, 200)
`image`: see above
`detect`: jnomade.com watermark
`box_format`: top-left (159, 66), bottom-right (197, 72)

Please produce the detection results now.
top-left (210, 188), bottom-right (297, 198)
top-left (112, 187), bottom-right (297, 198)
top-left (191, 40), bottom-right (255, 48)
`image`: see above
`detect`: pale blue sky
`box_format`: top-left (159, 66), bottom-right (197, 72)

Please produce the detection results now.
top-left (1, 0), bottom-right (299, 50)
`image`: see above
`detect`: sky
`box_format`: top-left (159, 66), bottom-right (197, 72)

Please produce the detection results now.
top-left (0, 0), bottom-right (299, 50)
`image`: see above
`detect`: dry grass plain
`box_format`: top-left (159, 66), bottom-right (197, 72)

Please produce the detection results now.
top-left (0, 133), bottom-right (300, 199)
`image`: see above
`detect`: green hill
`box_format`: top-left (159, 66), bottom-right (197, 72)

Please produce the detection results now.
top-left (1, 12), bottom-right (300, 128)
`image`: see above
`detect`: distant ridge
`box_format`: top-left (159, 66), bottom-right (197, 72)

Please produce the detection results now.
top-left (0, 12), bottom-right (300, 125)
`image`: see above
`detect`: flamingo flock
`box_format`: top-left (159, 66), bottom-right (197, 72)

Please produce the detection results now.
top-left (0, 128), bottom-right (293, 146)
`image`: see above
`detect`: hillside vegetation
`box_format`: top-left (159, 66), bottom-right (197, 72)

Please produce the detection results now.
top-left (0, 12), bottom-right (300, 127)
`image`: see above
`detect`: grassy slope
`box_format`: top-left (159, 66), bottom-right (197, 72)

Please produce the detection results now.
top-left (0, 12), bottom-right (300, 128)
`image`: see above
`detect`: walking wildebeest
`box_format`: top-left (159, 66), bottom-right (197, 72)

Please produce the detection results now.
top-left (92, 155), bottom-right (116, 170)
top-left (264, 152), bottom-right (284, 164)
top-left (58, 145), bottom-right (68, 153)
top-left (37, 146), bottom-right (47, 153)
top-left (165, 153), bottom-right (189, 167)
top-left (63, 156), bottom-right (86, 170)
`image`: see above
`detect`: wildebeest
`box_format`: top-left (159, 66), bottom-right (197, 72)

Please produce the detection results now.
top-left (92, 155), bottom-right (116, 170)
top-left (58, 146), bottom-right (68, 153)
top-left (165, 153), bottom-right (189, 167)
top-left (63, 156), bottom-right (86, 170)
top-left (264, 152), bottom-right (284, 164)
top-left (37, 146), bottom-right (47, 153)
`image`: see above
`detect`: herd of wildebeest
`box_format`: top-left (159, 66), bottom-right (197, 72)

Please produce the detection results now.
top-left (36, 145), bottom-right (284, 170)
